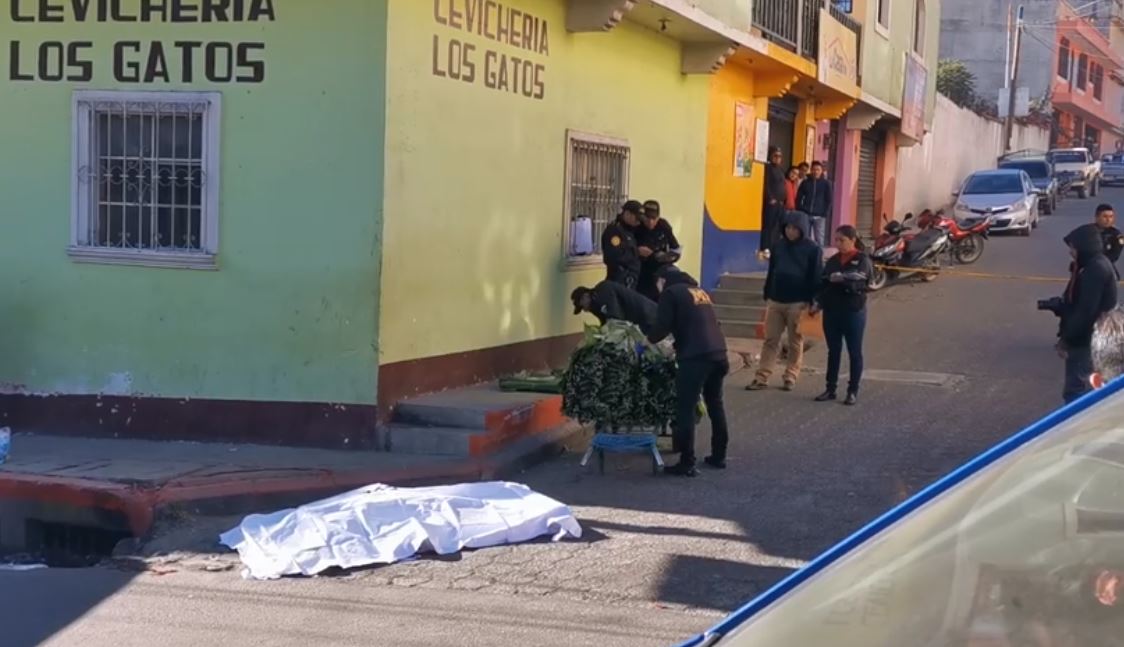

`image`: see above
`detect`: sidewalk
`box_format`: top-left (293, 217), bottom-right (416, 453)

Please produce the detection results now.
top-left (0, 427), bottom-right (585, 543)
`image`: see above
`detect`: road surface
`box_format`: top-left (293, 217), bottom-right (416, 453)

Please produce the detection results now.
top-left (4, 189), bottom-right (1116, 647)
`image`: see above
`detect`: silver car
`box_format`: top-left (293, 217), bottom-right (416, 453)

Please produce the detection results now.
top-left (952, 169), bottom-right (1040, 236)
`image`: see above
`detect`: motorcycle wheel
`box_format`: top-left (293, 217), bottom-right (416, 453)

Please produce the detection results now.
top-left (954, 234), bottom-right (985, 264)
top-left (868, 266), bottom-right (888, 291)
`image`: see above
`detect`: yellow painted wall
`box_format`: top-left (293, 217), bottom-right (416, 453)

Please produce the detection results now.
top-left (705, 63), bottom-right (766, 232)
top-left (379, 0), bottom-right (709, 365)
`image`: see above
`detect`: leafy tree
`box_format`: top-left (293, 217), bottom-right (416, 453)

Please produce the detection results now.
top-left (937, 59), bottom-right (978, 109)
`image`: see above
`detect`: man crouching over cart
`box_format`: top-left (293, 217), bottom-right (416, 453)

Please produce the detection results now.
top-left (647, 266), bottom-right (730, 477)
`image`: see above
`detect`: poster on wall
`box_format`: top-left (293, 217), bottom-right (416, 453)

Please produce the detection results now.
top-left (734, 102), bottom-right (754, 177)
top-left (901, 55), bottom-right (928, 142)
top-left (754, 119), bottom-right (771, 163)
top-left (805, 125), bottom-right (816, 165)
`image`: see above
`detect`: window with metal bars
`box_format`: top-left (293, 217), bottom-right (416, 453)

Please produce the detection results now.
top-left (71, 91), bottom-right (220, 269)
top-left (565, 131), bottom-right (630, 259)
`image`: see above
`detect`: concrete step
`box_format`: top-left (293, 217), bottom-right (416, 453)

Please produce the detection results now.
top-left (389, 384), bottom-right (567, 457)
top-left (715, 304), bottom-right (766, 323)
top-left (717, 273), bottom-right (766, 292)
top-left (711, 288), bottom-right (765, 307)
top-left (387, 425), bottom-right (486, 456)
top-left (720, 319), bottom-right (764, 340)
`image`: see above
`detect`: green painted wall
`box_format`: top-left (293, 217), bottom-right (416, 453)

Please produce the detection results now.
top-left (860, 0), bottom-right (941, 124)
top-left (0, 0), bottom-right (387, 404)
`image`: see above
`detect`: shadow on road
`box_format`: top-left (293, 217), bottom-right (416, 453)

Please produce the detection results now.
top-left (655, 554), bottom-right (796, 611)
top-left (0, 567), bottom-right (137, 647)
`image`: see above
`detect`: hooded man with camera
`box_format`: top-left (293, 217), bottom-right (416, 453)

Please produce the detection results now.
top-left (1046, 224), bottom-right (1119, 403)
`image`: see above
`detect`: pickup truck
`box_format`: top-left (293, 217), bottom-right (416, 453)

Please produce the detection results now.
top-left (1048, 147), bottom-right (1101, 198)
top-left (1101, 152), bottom-right (1124, 186)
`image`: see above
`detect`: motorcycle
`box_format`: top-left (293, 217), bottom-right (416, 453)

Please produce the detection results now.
top-left (868, 220), bottom-right (949, 291)
top-left (928, 211), bottom-right (990, 265)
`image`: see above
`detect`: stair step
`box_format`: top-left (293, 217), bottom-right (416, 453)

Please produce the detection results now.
top-left (715, 304), bottom-right (766, 322)
top-left (393, 388), bottom-right (552, 430)
top-left (718, 273), bottom-right (767, 291)
top-left (387, 425), bottom-right (484, 457)
top-left (720, 320), bottom-right (764, 340)
top-left (711, 288), bottom-right (765, 307)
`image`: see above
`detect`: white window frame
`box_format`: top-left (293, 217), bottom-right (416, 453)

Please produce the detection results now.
top-left (561, 129), bottom-right (631, 269)
top-left (70, 90), bottom-right (222, 270)
top-left (912, 0), bottom-right (926, 56)
top-left (875, 0), bottom-right (891, 36)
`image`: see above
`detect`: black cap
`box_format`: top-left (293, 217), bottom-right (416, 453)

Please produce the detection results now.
top-left (571, 287), bottom-right (592, 315)
top-left (642, 200), bottom-right (661, 217)
top-left (621, 200), bottom-right (644, 216)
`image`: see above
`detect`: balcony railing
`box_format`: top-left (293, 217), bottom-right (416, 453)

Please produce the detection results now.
top-left (752, 0), bottom-right (863, 63)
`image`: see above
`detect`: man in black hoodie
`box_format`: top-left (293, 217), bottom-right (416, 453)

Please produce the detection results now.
top-left (796, 161), bottom-right (833, 246)
top-left (1057, 224), bottom-right (1119, 403)
top-left (747, 211), bottom-right (823, 391)
top-left (648, 266), bottom-right (730, 477)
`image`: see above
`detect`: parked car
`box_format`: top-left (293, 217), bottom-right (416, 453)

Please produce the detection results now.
top-left (952, 169), bottom-right (1040, 236)
top-left (1102, 152), bottom-right (1124, 186)
top-left (999, 156), bottom-right (1057, 214)
top-left (1049, 147), bottom-right (1101, 198)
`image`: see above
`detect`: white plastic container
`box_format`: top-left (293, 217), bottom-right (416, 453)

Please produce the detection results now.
top-left (0, 427), bottom-right (9, 464)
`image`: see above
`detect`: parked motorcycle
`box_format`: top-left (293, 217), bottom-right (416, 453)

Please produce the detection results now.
top-left (929, 211), bottom-right (990, 265)
top-left (868, 220), bottom-right (949, 291)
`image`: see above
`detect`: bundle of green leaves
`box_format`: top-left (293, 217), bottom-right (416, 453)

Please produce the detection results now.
top-left (561, 321), bottom-right (676, 427)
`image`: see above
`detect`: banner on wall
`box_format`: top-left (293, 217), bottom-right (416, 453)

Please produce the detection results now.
top-left (734, 102), bottom-right (754, 177)
top-left (817, 9), bottom-right (860, 97)
top-left (805, 125), bottom-right (816, 165)
top-left (754, 119), bottom-right (771, 163)
top-left (901, 55), bottom-right (928, 142)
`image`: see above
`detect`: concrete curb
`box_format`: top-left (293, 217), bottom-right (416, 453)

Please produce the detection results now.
top-left (0, 422), bottom-right (593, 545)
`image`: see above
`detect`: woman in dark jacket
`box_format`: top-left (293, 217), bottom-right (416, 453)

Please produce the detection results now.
top-left (813, 225), bottom-right (872, 406)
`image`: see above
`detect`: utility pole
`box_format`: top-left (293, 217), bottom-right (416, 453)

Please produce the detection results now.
top-left (1004, 4), bottom-right (1024, 153)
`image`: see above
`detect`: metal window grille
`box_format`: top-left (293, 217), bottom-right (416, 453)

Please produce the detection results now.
top-left (568, 137), bottom-right (630, 256)
top-left (76, 98), bottom-right (210, 252)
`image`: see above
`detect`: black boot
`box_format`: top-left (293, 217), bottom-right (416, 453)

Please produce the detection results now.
top-left (844, 392), bottom-right (858, 406)
top-left (703, 456), bottom-right (727, 469)
top-left (815, 390), bottom-right (837, 402)
top-left (664, 461), bottom-right (700, 477)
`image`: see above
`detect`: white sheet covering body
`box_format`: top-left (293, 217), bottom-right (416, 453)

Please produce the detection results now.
top-left (220, 481), bottom-right (582, 580)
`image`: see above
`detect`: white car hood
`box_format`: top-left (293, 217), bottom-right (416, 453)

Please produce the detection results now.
top-left (959, 192), bottom-right (1024, 211)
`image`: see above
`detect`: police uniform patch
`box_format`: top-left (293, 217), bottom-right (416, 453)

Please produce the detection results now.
top-left (1117, 236), bottom-right (1123, 246)
top-left (610, 236), bottom-right (621, 247)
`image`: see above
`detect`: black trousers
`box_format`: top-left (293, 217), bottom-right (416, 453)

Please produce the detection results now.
top-left (823, 308), bottom-right (866, 395)
top-left (674, 356), bottom-right (730, 465)
top-left (607, 269), bottom-right (638, 290)
top-left (760, 203), bottom-right (784, 252)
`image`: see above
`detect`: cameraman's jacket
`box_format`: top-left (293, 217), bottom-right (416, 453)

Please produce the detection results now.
top-left (1061, 224), bottom-right (1118, 347)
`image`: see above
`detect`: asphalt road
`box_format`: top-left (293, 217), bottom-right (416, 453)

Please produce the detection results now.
top-left (4, 189), bottom-right (1119, 647)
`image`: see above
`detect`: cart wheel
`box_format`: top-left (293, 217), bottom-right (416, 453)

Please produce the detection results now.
top-left (597, 449), bottom-right (605, 475)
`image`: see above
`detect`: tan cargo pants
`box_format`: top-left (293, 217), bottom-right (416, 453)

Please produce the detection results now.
top-left (755, 300), bottom-right (808, 384)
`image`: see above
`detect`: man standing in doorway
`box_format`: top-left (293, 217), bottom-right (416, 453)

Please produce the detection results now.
top-left (797, 161), bottom-right (833, 246)
top-left (761, 147), bottom-right (787, 253)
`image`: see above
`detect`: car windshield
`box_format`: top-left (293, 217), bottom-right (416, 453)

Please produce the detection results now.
top-left (1000, 161), bottom-right (1049, 178)
top-left (704, 384), bottom-right (1124, 647)
top-left (1051, 151), bottom-right (1087, 164)
top-left (962, 174), bottom-right (1023, 195)
top-left (1105, 154), bottom-right (1124, 164)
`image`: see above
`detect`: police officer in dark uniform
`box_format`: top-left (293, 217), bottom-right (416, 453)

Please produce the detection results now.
top-left (602, 200), bottom-right (644, 289)
top-left (1094, 203), bottom-right (1123, 271)
top-left (571, 281), bottom-right (658, 334)
top-left (647, 266), bottom-right (730, 477)
top-left (635, 199), bottom-right (683, 302)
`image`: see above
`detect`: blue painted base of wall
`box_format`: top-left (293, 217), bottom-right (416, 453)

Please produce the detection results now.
top-left (700, 206), bottom-right (766, 290)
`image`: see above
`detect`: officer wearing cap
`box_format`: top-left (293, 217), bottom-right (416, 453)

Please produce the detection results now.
top-left (636, 199), bottom-right (683, 302)
top-left (602, 200), bottom-right (644, 289)
top-left (1094, 203), bottom-right (1123, 272)
top-left (571, 281), bottom-right (657, 334)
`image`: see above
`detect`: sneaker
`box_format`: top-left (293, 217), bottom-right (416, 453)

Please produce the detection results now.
top-left (703, 456), bottom-right (727, 469)
top-left (664, 462), bottom-right (700, 477)
top-left (844, 392), bottom-right (858, 406)
top-left (815, 390), bottom-right (837, 402)
top-left (782, 380), bottom-right (796, 392)
top-left (745, 380), bottom-right (768, 391)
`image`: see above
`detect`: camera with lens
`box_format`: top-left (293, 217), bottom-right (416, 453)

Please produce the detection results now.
top-left (1037, 296), bottom-right (1066, 315)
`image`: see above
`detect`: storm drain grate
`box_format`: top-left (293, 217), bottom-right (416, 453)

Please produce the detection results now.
top-left (23, 520), bottom-right (131, 567)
